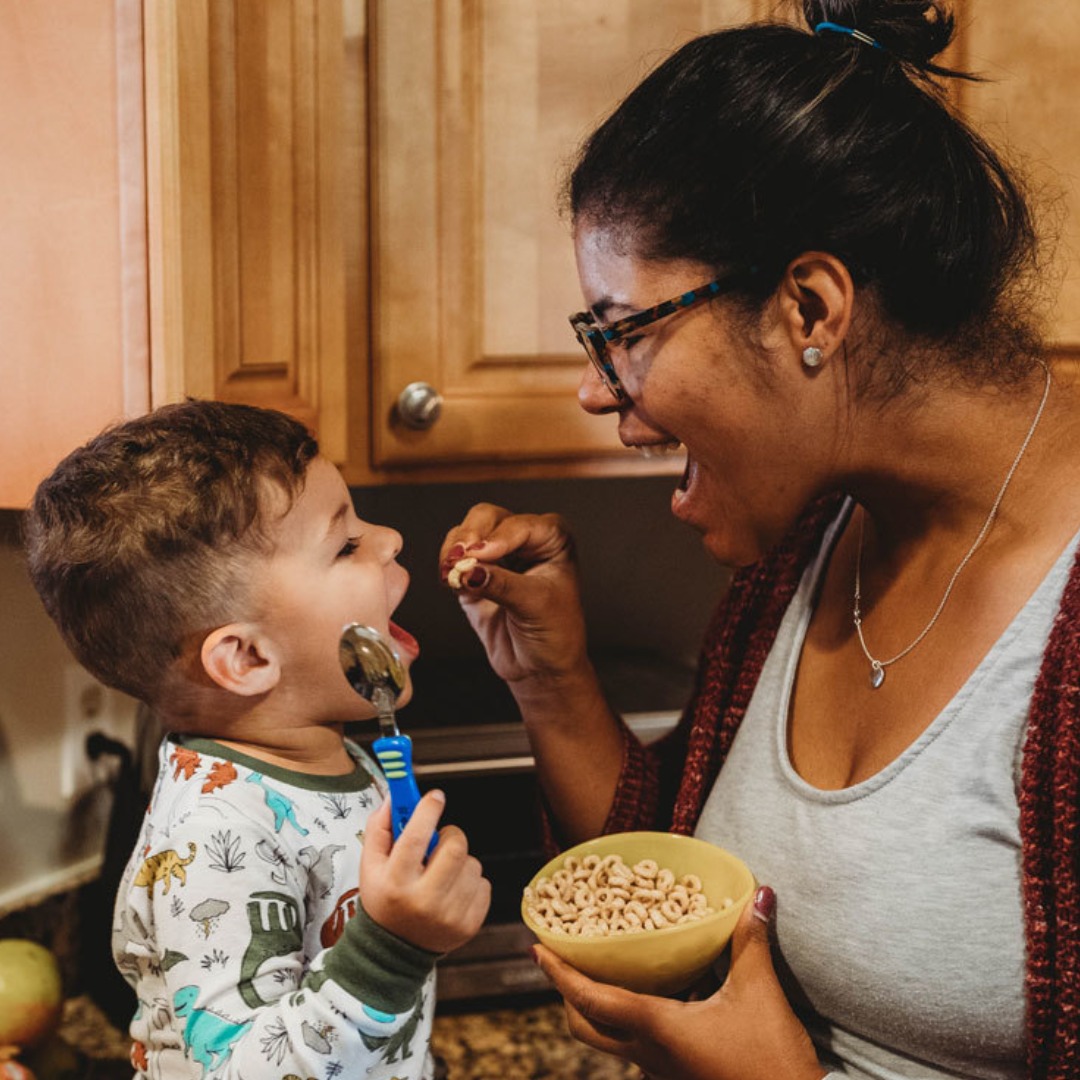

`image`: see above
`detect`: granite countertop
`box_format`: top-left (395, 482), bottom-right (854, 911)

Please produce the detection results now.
top-left (60, 994), bottom-right (641, 1080)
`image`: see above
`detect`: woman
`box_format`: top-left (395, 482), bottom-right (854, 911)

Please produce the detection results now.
top-left (441, 1), bottom-right (1080, 1077)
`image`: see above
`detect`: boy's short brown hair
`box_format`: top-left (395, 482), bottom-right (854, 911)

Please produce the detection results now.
top-left (23, 400), bottom-right (319, 705)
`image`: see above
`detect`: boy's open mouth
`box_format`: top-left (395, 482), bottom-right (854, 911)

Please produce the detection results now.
top-left (388, 620), bottom-right (420, 661)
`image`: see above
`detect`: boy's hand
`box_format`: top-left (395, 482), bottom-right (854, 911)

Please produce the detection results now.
top-left (360, 791), bottom-right (491, 954)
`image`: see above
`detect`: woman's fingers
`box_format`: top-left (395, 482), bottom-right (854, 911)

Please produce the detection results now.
top-left (439, 502), bottom-right (510, 557)
top-left (563, 998), bottom-right (638, 1060)
top-left (532, 890), bottom-right (823, 1080)
top-left (455, 558), bottom-right (551, 614)
top-left (531, 945), bottom-right (648, 1049)
top-left (722, 885), bottom-right (778, 993)
top-left (439, 505), bottom-right (589, 685)
top-left (440, 505), bottom-right (574, 576)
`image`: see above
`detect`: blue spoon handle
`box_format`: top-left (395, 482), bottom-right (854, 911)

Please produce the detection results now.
top-left (371, 733), bottom-right (438, 857)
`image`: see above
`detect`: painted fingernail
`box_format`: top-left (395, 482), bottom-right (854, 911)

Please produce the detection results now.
top-left (753, 885), bottom-right (776, 923)
top-left (465, 565), bottom-right (489, 589)
top-left (466, 541), bottom-right (486, 552)
top-left (440, 546), bottom-right (466, 583)
top-left (529, 945), bottom-right (540, 965)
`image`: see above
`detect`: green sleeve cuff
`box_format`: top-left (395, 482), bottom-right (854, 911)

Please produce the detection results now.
top-left (321, 898), bottom-right (439, 1014)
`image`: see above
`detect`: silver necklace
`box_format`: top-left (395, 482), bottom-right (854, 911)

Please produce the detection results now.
top-left (853, 362), bottom-right (1052, 689)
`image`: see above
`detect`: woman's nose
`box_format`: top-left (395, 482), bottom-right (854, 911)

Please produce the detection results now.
top-left (577, 364), bottom-right (622, 414)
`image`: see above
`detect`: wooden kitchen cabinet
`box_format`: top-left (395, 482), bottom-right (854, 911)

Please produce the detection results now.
top-left (366, 0), bottom-right (777, 479)
top-left (1, 0), bottom-right (353, 506)
top-left (365, 0), bottom-right (1080, 475)
top-left (141, 0), bottom-right (778, 484)
top-left (0, 0), bottom-right (150, 509)
top-left (143, 0), bottom-right (350, 464)
top-left (4, 1), bottom-right (1079, 507)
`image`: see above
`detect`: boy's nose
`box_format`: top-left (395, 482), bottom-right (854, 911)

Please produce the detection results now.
top-left (378, 525), bottom-right (404, 561)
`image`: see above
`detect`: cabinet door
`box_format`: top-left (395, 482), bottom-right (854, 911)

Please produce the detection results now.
top-left (143, 0), bottom-right (349, 461)
top-left (369, 1), bottom-right (768, 475)
top-left (0, 0), bottom-right (149, 508)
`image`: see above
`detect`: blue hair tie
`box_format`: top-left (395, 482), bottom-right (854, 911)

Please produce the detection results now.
top-left (814, 21), bottom-right (884, 50)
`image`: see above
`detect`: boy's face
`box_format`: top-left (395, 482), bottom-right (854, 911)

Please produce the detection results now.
top-left (255, 455), bottom-right (417, 721)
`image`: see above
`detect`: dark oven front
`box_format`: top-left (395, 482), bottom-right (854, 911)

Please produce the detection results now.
top-left (396, 711), bottom-right (680, 1002)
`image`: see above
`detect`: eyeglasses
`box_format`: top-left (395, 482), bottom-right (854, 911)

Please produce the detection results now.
top-left (568, 275), bottom-right (742, 401)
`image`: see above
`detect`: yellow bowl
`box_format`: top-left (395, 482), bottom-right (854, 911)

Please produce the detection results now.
top-left (521, 831), bottom-right (756, 995)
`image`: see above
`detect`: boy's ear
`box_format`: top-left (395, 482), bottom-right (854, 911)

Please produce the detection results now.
top-left (200, 624), bottom-right (280, 697)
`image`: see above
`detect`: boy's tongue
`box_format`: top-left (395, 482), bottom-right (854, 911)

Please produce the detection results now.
top-left (388, 620), bottom-right (420, 660)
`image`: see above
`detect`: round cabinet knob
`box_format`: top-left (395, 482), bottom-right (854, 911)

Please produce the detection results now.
top-left (395, 382), bottom-right (443, 430)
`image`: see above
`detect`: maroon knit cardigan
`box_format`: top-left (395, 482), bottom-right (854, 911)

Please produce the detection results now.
top-left (603, 496), bottom-right (1080, 1079)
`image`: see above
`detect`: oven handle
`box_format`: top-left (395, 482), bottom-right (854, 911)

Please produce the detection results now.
top-left (413, 755), bottom-right (535, 778)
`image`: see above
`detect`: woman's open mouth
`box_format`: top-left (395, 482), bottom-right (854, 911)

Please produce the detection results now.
top-left (628, 439), bottom-right (689, 490)
top-left (632, 439), bottom-right (682, 461)
top-left (671, 453), bottom-right (699, 525)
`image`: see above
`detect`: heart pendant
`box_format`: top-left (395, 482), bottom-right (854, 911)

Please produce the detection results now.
top-left (869, 664), bottom-right (885, 689)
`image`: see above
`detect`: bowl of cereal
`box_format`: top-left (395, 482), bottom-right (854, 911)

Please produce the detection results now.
top-left (521, 831), bottom-right (756, 995)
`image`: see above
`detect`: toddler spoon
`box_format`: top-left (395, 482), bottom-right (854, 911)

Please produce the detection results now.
top-left (339, 623), bottom-right (437, 856)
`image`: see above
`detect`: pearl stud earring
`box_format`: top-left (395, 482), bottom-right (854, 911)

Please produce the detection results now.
top-left (802, 346), bottom-right (823, 368)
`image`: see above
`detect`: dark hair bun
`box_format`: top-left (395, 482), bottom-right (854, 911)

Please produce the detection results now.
top-left (803, 0), bottom-right (956, 70)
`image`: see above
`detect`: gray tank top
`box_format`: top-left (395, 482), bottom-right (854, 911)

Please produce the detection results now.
top-left (695, 500), bottom-right (1080, 1079)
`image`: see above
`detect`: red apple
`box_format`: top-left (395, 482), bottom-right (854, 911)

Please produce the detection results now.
top-left (0, 941), bottom-right (62, 1050)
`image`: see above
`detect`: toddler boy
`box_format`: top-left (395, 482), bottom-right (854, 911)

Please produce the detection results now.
top-left (24, 400), bottom-right (490, 1079)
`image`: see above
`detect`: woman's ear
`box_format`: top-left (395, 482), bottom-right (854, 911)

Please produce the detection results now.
top-left (200, 624), bottom-right (280, 697)
top-left (775, 251), bottom-right (855, 365)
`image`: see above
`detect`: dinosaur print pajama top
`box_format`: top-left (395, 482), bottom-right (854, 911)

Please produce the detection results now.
top-left (112, 734), bottom-right (439, 1080)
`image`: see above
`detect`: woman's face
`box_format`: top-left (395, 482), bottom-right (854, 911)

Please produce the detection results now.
top-left (573, 223), bottom-right (831, 565)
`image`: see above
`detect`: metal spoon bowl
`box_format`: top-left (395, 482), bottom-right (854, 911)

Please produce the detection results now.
top-left (339, 623), bottom-right (406, 728)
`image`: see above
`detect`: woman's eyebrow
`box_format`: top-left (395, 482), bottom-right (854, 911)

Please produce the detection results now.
top-left (592, 295), bottom-right (634, 320)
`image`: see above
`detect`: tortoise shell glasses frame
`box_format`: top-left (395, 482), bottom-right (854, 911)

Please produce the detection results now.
top-left (568, 275), bottom-right (744, 401)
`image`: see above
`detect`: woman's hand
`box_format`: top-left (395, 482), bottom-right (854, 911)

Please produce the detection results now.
top-left (441, 503), bottom-right (627, 842)
top-left (532, 886), bottom-right (826, 1080)
top-left (439, 503), bottom-right (589, 687)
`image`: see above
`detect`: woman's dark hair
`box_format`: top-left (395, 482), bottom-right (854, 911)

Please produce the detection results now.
top-left (567, 0), bottom-right (1043, 390)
